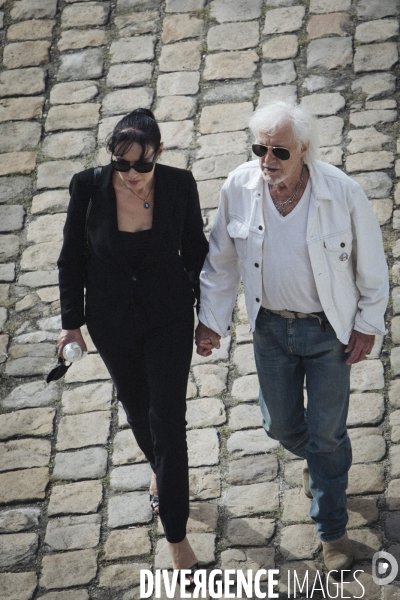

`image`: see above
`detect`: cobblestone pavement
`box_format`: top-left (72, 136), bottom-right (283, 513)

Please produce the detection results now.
top-left (0, 0), bottom-right (400, 598)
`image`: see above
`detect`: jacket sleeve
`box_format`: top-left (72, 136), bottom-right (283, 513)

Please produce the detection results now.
top-left (57, 172), bottom-right (90, 330)
top-left (349, 184), bottom-right (389, 335)
top-left (180, 172), bottom-right (209, 307)
top-left (198, 185), bottom-right (241, 337)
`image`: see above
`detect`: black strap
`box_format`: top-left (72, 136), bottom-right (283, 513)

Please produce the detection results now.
top-left (85, 166), bottom-right (103, 257)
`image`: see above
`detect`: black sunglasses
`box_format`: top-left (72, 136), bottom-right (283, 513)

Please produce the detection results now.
top-left (252, 144), bottom-right (291, 161)
top-left (111, 151), bottom-right (158, 173)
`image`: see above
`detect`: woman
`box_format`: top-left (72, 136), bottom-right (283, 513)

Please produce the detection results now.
top-left (57, 108), bottom-right (209, 577)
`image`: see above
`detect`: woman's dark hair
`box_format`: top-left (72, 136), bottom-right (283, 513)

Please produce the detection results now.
top-left (106, 108), bottom-right (161, 159)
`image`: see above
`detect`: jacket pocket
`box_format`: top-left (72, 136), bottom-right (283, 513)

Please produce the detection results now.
top-left (227, 217), bottom-right (250, 259)
top-left (324, 229), bottom-right (353, 272)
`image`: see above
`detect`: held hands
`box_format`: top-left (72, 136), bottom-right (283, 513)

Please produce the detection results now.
top-left (345, 329), bottom-right (375, 365)
top-left (57, 328), bottom-right (87, 359)
top-left (195, 321), bottom-right (221, 357)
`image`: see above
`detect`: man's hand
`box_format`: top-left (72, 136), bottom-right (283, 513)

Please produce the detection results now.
top-left (345, 330), bottom-right (375, 365)
top-left (195, 321), bottom-right (221, 357)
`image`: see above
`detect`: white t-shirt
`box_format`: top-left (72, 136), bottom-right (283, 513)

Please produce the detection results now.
top-left (261, 179), bottom-right (323, 313)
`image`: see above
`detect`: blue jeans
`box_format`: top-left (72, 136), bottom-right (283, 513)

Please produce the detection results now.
top-left (253, 308), bottom-right (352, 541)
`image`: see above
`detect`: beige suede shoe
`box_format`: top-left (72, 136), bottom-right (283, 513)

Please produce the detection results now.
top-left (322, 533), bottom-right (354, 571)
top-left (302, 460), bottom-right (313, 499)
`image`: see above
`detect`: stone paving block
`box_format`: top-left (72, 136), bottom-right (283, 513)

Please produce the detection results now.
top-left (20, 241), bottom-right (60, 271)
top-left (166, 0), bottom-right (204, 10)
top-left (40, 549), bottom-right (97, 589)
top-left (261, 60), bottom-right (296, 86)
top-left (263, 34), bottom-right (298, 60)
top-left (303, 74), bottom-right (331, 92)
top-left (58, 29), bottom-right (107, 52)
top-left (0, 96), bottom-right (44, 122)
top-left (307, 38), bottom-right (353, 70)
top-left (307, 13), bottom-right (350, 39)
top-left (27, 214), bottom-right (65, 244)
top-left (0, 264), bottom-right (15, 283)
top-left (44, 514), bottom-right (101, 551)
top-left (61, 382), bottom-right (112, 414)
top-left (48, 480), bottom-right (103, 516)
top-left (158, 150), bottom-right (188, 169)
top-left (116, 10), bottom-right (159, 36)
top-left (56, 411), bottom-right (111, 450)
top-left (301, 93), bottom-right (345, 116)
top-left (279, 560), bottom-right (322, 596)
top-left (350, 109), bottom-right (397, 128)
top-left (15, 295), bottom-right (36, 313)
top-left (221, 546), bottom-right (275, 574)
top-left (0, 334), bottom-right (9, 362)
top-left (110, 463), bottom-right (152, 491)
top-left (154, 96), bottom-right (196, 121)
top-left (98, 562), bottom-right (149, 590)
top-left (356, 19), bottom-right (399, 43)
top-left (64, 353), bottom-right (109, 382)
top-left (352, 73), bottom-right (396, 100)
top-left (3, 41), bottom-right (50, 69)
top-left (0, 572), bottom-right (37, 600)
top-left (347, 127), bottom-right (390, 154)
top-left (346, 151), bottom-right (394, 173)
top-left (347, 393), bottom-right (385, 427)
top-left (228, 404), bottom-right (261, 431)
top-left (352, 172), bottom-right (392, 199)
top-left (110, 37), bottom-right (156, 64)
top-left (50, 81), bottom-right (98, 105)
top-left (0, 468), bottom-right (49, 504)
top-left (42, 131), bottom-right (96, 159)
top-left (0, 67), bottom-right (44, 97)
top-left (0, 308), bottom-right (7, 332)
top-left (348, 427), bottom-right (385, 463)
top-left (32, 190), bottom-right (70, 214)
top-left (259, 85), bottom-right (298, 106)
top-left (385, 512), bottom-right (400, 543)
top-left (0, 508), bottom-right (40, 534)
top-left (192, 154), bottom-right (246, 181)
top-left (347, 463), bottom-right (385, 495)
top-left (0, 407), bottom-right (55, 440)
top-left (392, 347), bottom-right (400, 375)
top-left (350, 360), bottom-right (384, 391)
top-left (0, 152), bottom-right (37, 176)
top-left (227, 429), bottom-right (279, 457)
top-left (225, 517), bottom-right (275, 546)
top-left (113, 429), bottom-right (146, 465)
top-left (0, 175), bottom-right (33, 201)
top-left (52, 447), bottom-right (108, 481)
top-left (226, 454), bottom-right (278, 485)
top-left (107, 63), bottom-right (153, 89)
top-left (0, 532), bottom-right (38, 567)
top-left (207, 22), bottom-right (258, 52)
top-left (1, 380), bottom-right (58, 410)
top-left (18, 270), bottom-right (59, 288)
top-left (282, 487), bottom-right (312, 523)
top-left (104, 527), bottom-right (151, 560)
top-left (186, 397), bottom-right (226, 429)
top-left (280, 524), bottom-right (320, 560)
top-left (390, 410), bottom-right (400, 443)
top-left (188, 428), bottom-right (219, 467)
top-left (157, 72), bottom-right (200, 96)
top-left (155, 533), bottom-right (215, 567)
top-left (0, 438), bottom-right (51, 471)
top-left (371, 199), bottom-right (393, 226)
top-left (347, 496), bottom-right (379, 527)
top-left (108, 491), bottom-right (152, 528)
top-left (45, 104), bottom-right (100, 131)
top-left (189, 467), bottom-right (220, 500)
top-left (263, 6), bottom-right (305, 34)
top-left (162, 14), bottom-right (204, 43)
top-left (310, 0), bottom-right (351, 11)
top-left (37, 593), bottom-right (89, 600)
top-left (204, 51), bottom-right (259, 81)
top-left (192, 364), bottom-right (228, 397)
top-left (225, 482), bottom-right (279, 516)
top-left (390, 445), bottom-right (400, 478)
top-left (117, 0), bottom-right (159, 9)
top-left (320, 146), bottom-right (343, 166)
top-left (11, 0), bottom-right (57, 20)
top-left (357, 0), bottom-right (400, 20)
top-left (233, 343), bottom-right (256, 376)
top-left (388, 480), bottom-right (400, 510)
top-left (210, 0), bottom-right (262, 22)
top-left (0, 205), bottom-right (25, 231)
top-left (0, 122), bottom-right (41, 153)
top-left (61, 2), bottom-right (110, 28)
top-left (196, 132), bottom-right (247, 160)
top-left (231, 374), bottom-right (259, 402)
top-left (8, 19), bottom-right (55, 40)
top-left (204, 82), bottom-right (255, 104)
top-left (186, 503), bottom-right (219, 533)
top-left (349, 528), bottom-right (382, 560)
top-left (354, 42), bottom-right (398, 73)
top-left (159, 41), bottom-right (202, 72)
top-left (58, 48), bottom-right (104, 82)
top-left (197, 179), bottom-right (223, 209)
top-left (158, 120), bottom-right (194, 149)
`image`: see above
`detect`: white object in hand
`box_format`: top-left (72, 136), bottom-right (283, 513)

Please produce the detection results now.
top-left (63, 342), bottom-right (86, 362)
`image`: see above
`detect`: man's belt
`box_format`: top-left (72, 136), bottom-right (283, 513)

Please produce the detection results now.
top-left (267, 309), bottom-right (327, 331)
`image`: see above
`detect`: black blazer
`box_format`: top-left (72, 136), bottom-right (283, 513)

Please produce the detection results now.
top-left (58, 163), bottom-right (209, 331)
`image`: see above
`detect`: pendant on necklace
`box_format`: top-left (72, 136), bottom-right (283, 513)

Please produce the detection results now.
top-left (144, 202), bottom-right (150, 209)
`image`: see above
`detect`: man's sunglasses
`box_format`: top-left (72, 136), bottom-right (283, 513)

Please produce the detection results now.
top-left (252, 144), bottom-right (291, 161)
top-left (111, 151), bottom-right (158, 173)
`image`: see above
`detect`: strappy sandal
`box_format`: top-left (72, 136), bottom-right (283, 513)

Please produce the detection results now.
top-left (176, 563), bottom-right (199, 588)
top-left (149, 494), bottom-right (159, 513)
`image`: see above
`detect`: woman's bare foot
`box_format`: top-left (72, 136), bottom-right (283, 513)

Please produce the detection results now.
top-left (168, 537), bottom-right (198, 573)
top-left (149, 472), bottom-right (159, 513)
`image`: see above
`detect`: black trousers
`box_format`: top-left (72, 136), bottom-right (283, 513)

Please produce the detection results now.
top-left (87, 301), bottom-right (194, 543)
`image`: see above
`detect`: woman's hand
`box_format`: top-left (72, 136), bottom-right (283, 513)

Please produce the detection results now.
top-left (57, 329), bottom-right (87, 358)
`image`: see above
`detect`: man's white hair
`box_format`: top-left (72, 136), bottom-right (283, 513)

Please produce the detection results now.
top-left (249, 101), bottom-right (320, 165)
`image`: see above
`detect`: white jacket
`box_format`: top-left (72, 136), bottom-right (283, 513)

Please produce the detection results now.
top-left (198, 159), bottom-right (389, 344)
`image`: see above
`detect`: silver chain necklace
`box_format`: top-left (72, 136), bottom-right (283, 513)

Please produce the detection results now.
top-left (122, 180), bottom-right (153, 209)
top-left (269, 164), bottom-right (306, 215)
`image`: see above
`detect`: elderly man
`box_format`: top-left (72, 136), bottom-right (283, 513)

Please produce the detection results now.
top-left (195, 101), bottom-right (388, 571)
